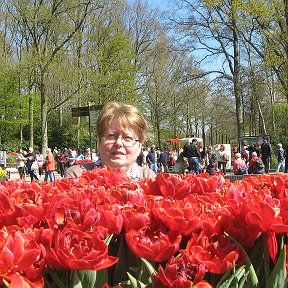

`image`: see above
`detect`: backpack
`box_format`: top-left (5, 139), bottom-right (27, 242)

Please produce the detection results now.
top-left (237, 167), bottom-right (246, 175)
top-left (220, 153), bottom-right (228, 162)
top-left (182, 144), bottom-right (191, 158)
top-left (254, 159), bottom-right (265, 169)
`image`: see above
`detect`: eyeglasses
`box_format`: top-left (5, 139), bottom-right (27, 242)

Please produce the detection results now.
top-left (102, 133), bottom-right (140, 147)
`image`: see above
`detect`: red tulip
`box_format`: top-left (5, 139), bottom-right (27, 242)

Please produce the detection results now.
top-left (0, 228), bottom-right (45, 285)
top-left (95, 204), bottom-right (123, 235)
top-left (122, 206), bottom-right (151, 231)
top-left (125, 223), bottom-right (182, 262)
top-left (244, 194), bottom-right (288, 233)
top-left (44, 225), bottom-right (118, 270)
top-left (152, 254), bottom-right (211, 288)
top-left (152, 173), bottom-right (192, 199)
top-left (185, 231), bottom-right (240, 274)
top-left (152, 198), bottom-right (201, 236)
top-left (0, 190), bottom-right (17, 228)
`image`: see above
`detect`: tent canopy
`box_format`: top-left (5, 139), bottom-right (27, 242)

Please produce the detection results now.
top-left (167, 138), bottom-right (180, 143)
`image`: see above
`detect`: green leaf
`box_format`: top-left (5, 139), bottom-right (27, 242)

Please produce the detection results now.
top-left (224, 232), bottom-right (259, 287)
top-left (3, 279), bottom-right (9, 287)
top-left (46, 270), bottom-right (67, 288)
top-left (266, 238), bottom-right (287, 288)
top-left (127, 272), bottom-right (146, 288)
top-left (94, 269), bottom-right (109, 288)
top-left (217, 265), bottom-right (246, 288)
top-left (141, 258), bottom-right (157, 276)
top-left (78, 270), bottom-right (97, 288)
top-left (70, 270), bottom-right (83, 288)
top-left (105, 234), bottom-right (114, 245)
top-left (238, 271), bottom-right (249, 288)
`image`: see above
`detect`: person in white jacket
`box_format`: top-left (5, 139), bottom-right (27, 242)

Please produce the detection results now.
top-left (16, 149), bottom-right (27, 179)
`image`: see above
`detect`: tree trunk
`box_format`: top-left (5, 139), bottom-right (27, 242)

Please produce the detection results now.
top-left (40, 73), bottom-right (48, 155)
top-left (28, 89), bottom-right (34, 149)
top-left (232, 14), bottom-right (243, 144)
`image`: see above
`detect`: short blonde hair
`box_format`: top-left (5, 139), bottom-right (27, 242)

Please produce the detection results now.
top-left (96, 102), bottom-right (148, 143)
top-left (234, 153), bottom-right (241, 159)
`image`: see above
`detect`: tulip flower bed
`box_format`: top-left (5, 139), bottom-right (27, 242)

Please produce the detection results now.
top-left (0, 168), bottom-right (288, 288)
top-left (73, 159), bottom-right (93, 165)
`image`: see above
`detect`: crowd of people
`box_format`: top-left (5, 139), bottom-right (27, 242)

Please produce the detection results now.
top-left (136, 137), bottom-right (288, 177)
top-left (13, 138), bottom-right (288, 183)
top-left (232, 138), bottom-right (288, 175)
top-left (12, 102), bottom-right (288, 182)
top-left (14, 136), bottom-right (288, 182)
top-left (15, 146), bottom-right (100, 182)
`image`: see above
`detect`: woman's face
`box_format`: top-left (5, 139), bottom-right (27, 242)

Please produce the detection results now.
top-left (99, 119), bottom-right (141, 174)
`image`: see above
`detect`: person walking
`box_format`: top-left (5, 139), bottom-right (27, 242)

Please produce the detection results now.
top-left (159, 147), bottom-right (170, 173)
top-left (183, 138), bottom-right (201, 174)
top-left (16, 149), bottom-right (26, 179)
top-left (36, 151), bottom-right (44, 177)
top-left (26, 147), bottom-right (39, 182)
top-left (275, 143), bottom-right (286, 173)
top-left (261, 137), bottom-right (272, 173)
top-left (146, 145), bottom-right (158, 174)
top-left (44, 148), bottom-right (56, 182)
top-left (58, 150), bottom-right (67, 177)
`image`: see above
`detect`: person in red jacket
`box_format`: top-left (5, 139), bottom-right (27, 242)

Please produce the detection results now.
top-left (248, 152), bottom-right (265, 174)
top-left (44, 148), bottom-right (56, 182)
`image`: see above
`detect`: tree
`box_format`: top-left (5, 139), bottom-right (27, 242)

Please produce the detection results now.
top-left (172, 0), bottom-right (245, 144)
top-left (10, 0), bottom-right (95, 154)
top-left (240, 0), bottom-right (288, 101)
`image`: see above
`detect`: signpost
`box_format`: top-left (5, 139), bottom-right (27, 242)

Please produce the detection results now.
top-left (72, 104), bottom-right (104, 151)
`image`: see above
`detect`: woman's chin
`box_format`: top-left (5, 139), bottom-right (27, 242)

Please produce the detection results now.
top-left (107, 159), bottom-right (126, 168)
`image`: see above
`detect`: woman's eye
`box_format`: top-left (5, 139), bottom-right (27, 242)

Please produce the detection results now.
top-left (123, 136), bottom-right (134, 142)
top-left (107, 134), bottom-right (117, 139)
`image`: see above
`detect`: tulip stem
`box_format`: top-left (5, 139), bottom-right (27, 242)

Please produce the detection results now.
top-left (224, 232), bottom-right (259, 287)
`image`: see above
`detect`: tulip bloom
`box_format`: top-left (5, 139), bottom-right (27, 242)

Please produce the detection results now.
top-left (152, 198), bottom-right (201, 236)
top-left (152, 254), bottom-right (212, 288)
top-left (184, 231), bottom-right (240, 274)
top-left (122, 206), bottom-right (151, 231)
top-left (125, 223), bottom-right (182, 262)
top-left (43, 225), bottom-right (118, 270)
top-left (0, 229), bottom-right (45, 286)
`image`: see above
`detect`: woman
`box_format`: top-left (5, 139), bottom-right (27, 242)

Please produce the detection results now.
top-left (275, 143), bottom-right (285, 173)
top-left (36, 151), bottom-right (44, 177)
top-left (75, 148), bottom-right (84, 160)
top-left (26, 147), bottom-right (39, 182)
top-left (44, 148), bottom-right (56, 182)
top-left (233, 153), bottom-right (246, 175)
top-left (16, 149), bottom-right (26, 179)
top-left (65, 102), bottom-right (156, 180)
top-left (206, 153), bottom-right (219, 175)
top-left (58, 150), bottom-right (67, 177)
top-left (217, 144), bottom-right (228, 175)
top-left (248, 151), bottom-right (265, 174)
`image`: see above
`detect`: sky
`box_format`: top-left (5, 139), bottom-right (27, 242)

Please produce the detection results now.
top-left (148, 0), bottom-right (165, 7)
top-left (148, 0), bottom-right (171, 9)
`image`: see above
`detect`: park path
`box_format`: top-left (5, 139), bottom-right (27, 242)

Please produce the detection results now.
top-left (8, 170), bottom-right (62, 182)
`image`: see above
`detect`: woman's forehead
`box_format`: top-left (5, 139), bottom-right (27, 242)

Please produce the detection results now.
top-left (107, 120), bottom-right (136, 134)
